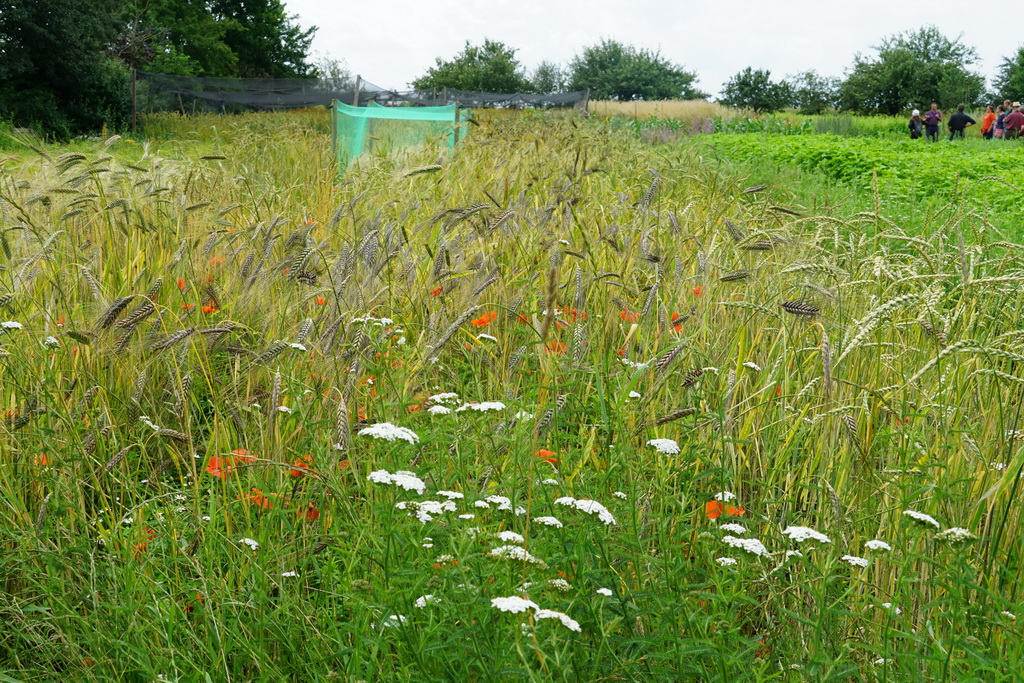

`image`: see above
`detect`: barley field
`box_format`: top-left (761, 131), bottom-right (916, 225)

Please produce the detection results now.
top-left (0, 109), bottom-right (1022, 681)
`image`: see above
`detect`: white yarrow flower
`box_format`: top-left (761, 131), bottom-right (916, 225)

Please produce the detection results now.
top-left (716, 557), bottom-right (738, 566)
top-left (491, 596), bottom-right (539, 613)
top-left (280, 570), bottom-right (299, 577)
top-left (719, 523), bottom-right (747, 534)
top-left (782, 526), bottom-right (832, 544)
top-left (554, 496), bottom-right (576, 507)
top-left (864, 539), bottom-right (892, 552)
top-left (276, 405), bottom-right (292, 414)
top-left (713, 491), bottom-right (737, 501)
top-left (238, 537), bottom-right (259, 551)
top-left (367, 469), bottom-right (427, 494)
top-left (380, 614), bottom-right (406, 628)
top-left (496, 530), bottom-right (525, 544)
top-left (458, 513), bottom-right (475, 520)
top-left (934, 527), bottom-right (976, 544)
top-left (358, 422), bottom-right (420, 444)
top-left (289, 343), bottom-right (307, 351)
top-left (1001, 610), bottom-right (1016, 620)
top-left (427, 405), bottom-right (452, 415)
top-left (647, 438), bottom-right (680, 455)
top-left (841, 555), bottom-right (870, 568)
top-left (722, 535), bottom-right (770, 557)
top-left (455, 401), bottom-right (505, 412)
top-left (742, 361), bottom-right (761, 372)
top-left (574, 499), bottom-right (616, 525)
top-left (533, 516), bottom-right (563, 528)
top-left (437, 490), bottom-right (464, 499)
top-left (541, 478), bottom-right (559, 486)
top-left (881, 603), bottom-right (902, 615)
top-left (428, 392), bottom-right (460, 405)
top-left (477, 333), bottom-right (497, 342)
top-left (414, 595), bottom-right (440, 608)
top-left (489, 545), bottom-right (545, 565)
top-left (613, 491), bottom-right (627, 499)
top-left (1, 321), bottom-right (23, 330)
top-left (43, 336), bottom-right (60, 347)
top-left (534, 609), bottom-right (581, 632)
top-left (902, 510), bottom-right (941, 529)
top-left (628, 391), bottom-right (642, 399)
top-left (596, 588), bottom-right (613, 597)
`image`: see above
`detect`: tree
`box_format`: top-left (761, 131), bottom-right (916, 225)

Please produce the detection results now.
top-left (210, 0), bottom-right (317, 78)
top-left (786, 70), bottom-right (839, 114)
top-left (531, 61), bottom-right (566, 94)
top-left (0, 0), bottom-right (130, 137)
top-left (719, 68), bottom-right (791, 113)
top-left (838, 26), bottom-right (985, 114)
top-left (994, 45), bottom-right (1024, 103)
top-left (411, 39), bottom-right (533, 93)
top-left (567, 39), bottom-right (707, 100)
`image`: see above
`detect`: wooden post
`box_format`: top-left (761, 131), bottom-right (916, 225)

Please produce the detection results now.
top-left (131, 67), bottom-right (137, 134)
top-left (453, 105), bottom-right (461, 147)
top-left (353, 75), bottom-right (361, 106)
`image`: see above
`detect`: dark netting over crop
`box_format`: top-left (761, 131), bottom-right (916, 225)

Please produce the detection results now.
top-left (137, 73), bottom-right (587, 112)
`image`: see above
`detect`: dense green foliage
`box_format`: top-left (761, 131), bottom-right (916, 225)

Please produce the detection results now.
top-left (786, 70), bottom-right (840, 115)
top-left (994, 45), bottom-right (1024, 104)
top-left (709, 132), bottom-right (1024, 220)
top-left (568, 39), bottom-right (708, 100)
top-left (0, 110), bottom-right (1023, 680)
top-left (530, 60), bottom-right (568, 94)
top-left (838, 26), bottom-right (985, 114)
top-left (0, 0), bottom-right (129, 137)
top-left (411, 39), bottom-right (533, 93)
top-left (719, 68), bottom-right (792, 113)
top-left (0, 0), bottom-right (316, 137)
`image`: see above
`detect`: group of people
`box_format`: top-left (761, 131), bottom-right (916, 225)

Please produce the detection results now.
top-left (908, 100), bottom-right (1023, 141)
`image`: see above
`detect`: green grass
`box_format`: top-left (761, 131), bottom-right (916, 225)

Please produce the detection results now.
top-left (0, 109), bottom-right (1022, 680)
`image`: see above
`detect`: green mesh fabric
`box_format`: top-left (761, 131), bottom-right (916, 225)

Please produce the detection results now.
top-left (331, 101), bottom-right (470, 167)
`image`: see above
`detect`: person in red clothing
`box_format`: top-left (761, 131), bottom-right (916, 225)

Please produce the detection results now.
top-left (1004, 103), bottom-right (1024, 140)
top-left (981, 105), bottom-right (996, 140)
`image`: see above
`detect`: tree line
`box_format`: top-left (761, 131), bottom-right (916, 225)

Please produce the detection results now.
top-left (1, 1), bottom-right (1023, 138)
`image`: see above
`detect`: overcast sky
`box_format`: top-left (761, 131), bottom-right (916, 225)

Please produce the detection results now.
top-left (286, 0), bottom-right (1017, 97)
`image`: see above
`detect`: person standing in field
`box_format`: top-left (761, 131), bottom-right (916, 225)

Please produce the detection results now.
top-left (923, 103), bottom-right (942, 142)
top-left (1003, 103), bottom-right (1024, 140)
top-left (981, 105), bottom-right (996, 140)
top-left (908, 109), bottom-right (924, 139)
top-left (947, 104), bottom-right (976, 140)
top-left (994, 105), bottom-right (1007, 139)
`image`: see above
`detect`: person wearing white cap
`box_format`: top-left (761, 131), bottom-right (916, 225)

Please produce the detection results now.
top-left (908, 109), bottom-right (923, 139)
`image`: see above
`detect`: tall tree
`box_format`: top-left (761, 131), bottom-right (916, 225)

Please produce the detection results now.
top-left (567, 39), bottom-right (707, 100)
top-left (994, 45), bottom-right (1024, 103)
top-left (411, 39), bottom-right (533, 93)
top-left (210, 0), bottom-right (317, 78)
top-left (0, 0), bottom-right (129, 137)
top-left (838, 26), bottom-right (984, 114)
top-left (786, 70), bottom-right (839, 114)
top-left (531, 61), bottom-right (566, 94)
top-left (719, 68), bottom-right (791, 113)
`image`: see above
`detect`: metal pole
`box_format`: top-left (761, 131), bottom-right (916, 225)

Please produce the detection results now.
top-left (353, 75), bottom-right (361, 106)
top-left (453, 105), bottom-right (461, 147)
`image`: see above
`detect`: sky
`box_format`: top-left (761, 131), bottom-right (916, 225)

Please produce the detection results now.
top-left (286, 0), bottom-right (1017, 98)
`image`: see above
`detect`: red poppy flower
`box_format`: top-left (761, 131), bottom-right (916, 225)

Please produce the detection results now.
top-left (34, 453), bottom-right (50, 467)
top-left (471, 311), bottom-right (497, 327)
top-left (296, 503), bottom-right (320, 521)
top-left (210, 256), bottom-right (224, 266)
top-left (244, 488), bottom-right (274, 509)
top-left (705, 500), bottom-right (746, 520)
top-left (670, 312), bottom-right (683, 333)
top-left (535, 449), bottom-right (558, 465)
top-left (231, 448), bottom-right (257, 463)
top-left (517, 314), bottom-right (532, 325)
top-left (290, 454), bottom-right (314, 478)
top-left (177, 278), bottom-right (186, 290)
top-left (182, 303), bottom-right (196, 311)
top-left (545, 340), bottom-right (566, 354)
top-left (282, 267), bottom-right (291, 276)
top-left (430, 285), bottom-right (443, 297)
top-left (620, 308), bottom-right (640, 322)
top-left (692, 286), bottom-right (705, 297)
top-left (315, 296), bottom-right (327, 306)
top-left (205, 455), bottom-right (233, 479)
top-left (201, 305), bottom-right (218, 314)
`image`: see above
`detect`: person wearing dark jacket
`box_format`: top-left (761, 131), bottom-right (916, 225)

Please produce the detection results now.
top-left (908, 109), bottom-right (924, 139)
top-left (947, 105), bottom-right (976, 140)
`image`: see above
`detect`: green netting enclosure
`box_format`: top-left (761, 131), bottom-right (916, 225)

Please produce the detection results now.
top-left (331, 101), bottom-right (471, 168)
